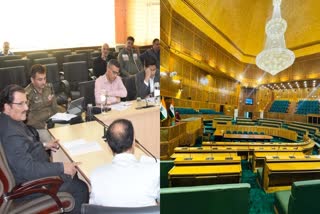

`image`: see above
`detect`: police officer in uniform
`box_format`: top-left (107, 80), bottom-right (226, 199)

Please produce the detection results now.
top-left (25, 64), bottom-right (58, 143)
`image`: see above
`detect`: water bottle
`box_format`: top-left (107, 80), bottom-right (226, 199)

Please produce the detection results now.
top-left (154, 82), bottom-right (160, 105)
top-left (86, 104), bottom-right (93, 121)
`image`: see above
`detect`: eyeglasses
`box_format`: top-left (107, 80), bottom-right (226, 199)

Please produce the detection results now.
top-left (11, 101), bottom-right (29, 107)
top-left (112, 70), bottom-right (120, 76)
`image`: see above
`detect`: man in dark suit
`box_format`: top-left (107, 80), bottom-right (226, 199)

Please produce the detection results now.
top-left (0, 84), bottom-right (89, 213)
top-left (135, 56), bottom-right (160, 99)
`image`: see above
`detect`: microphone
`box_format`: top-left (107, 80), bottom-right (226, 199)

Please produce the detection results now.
top-left (135, 139), bottom-right (158, 163)
top-left (289, 147), bottom-right (298, 159)
top-left (273, 143), bottom-right (280, 159)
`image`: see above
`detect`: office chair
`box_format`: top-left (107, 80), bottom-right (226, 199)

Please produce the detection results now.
top-left (64, 53), bottom-right (87, 64)
top-left (52, 50), bottom-right (72, 71)
top-left (0, 142), bottom-right (75, 213)
top-left (26, 52), bottom-right (49, 65)
top-left (33, 57), bottom-right (57, 65)
top-left (79, 80), bottom-right (96, 109)
top-left (122, 75), bottom-right (137, 101)
top-left (0, 66), bottom-right (27, 91)
top-left (45, 63), bottom-right (70, 105)
top-left (81, 204), bottom-right (159, 214)
top-left (2, 59), bottom-right (31, 84)
top-left (0, 55), bottom-right (22, 67)
top-left (63, 61), bottom-right (89, 99)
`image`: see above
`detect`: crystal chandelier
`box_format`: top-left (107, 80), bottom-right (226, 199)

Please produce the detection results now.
top-left (256, 0), bottom-right (295, 76)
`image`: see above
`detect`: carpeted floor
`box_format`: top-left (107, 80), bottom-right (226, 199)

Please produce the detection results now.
top-left (241, 160), bottom-right (275, 214)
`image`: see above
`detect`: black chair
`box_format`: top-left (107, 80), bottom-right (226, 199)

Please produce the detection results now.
top-left (81, 204), bottom-right (159, 214)
top-left (63, 61), bottom-right (89, 99)
top-left (52, 50), bottom-right (72, 71)
top-left (90, 51), bottom-right (100, 58)
top-left (64, 53), bottom-right (87, 64)
top-left (0, 55), bottom-right (22, 67)
top-left (26, 52), bottom-right (49, 65)
top-left (45, 63), bottom-right (70, 105)
top-left (122, 75), bottom-right (137, 101)
top-left (75, 49), bottom-right (94, 68)
top-left (0, 66), bottom-right (27, 91)
top-left (33, 57), bottom-right (57, 65)
top-left (79, 80), bottom-right (96, 109)
top-left (2, 59), bottom-right (31, 84)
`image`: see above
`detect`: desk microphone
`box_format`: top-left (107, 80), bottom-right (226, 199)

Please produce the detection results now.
top-left (135, 139), bottom-right (158, 163)
top-left (289, 147), bottom-right (298, 159)
top-left (273, 143), bottom-right (280, 159)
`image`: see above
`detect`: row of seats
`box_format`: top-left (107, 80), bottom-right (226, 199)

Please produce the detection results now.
top-left (296, 100), bottom-right (320, 115)
top-left (269, 100), bottom-right (290, 113)
top-left (175, 107), bottom-right (223, 115)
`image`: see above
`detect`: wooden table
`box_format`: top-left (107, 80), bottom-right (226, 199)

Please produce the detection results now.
top-left (263, 161), bottom-right (320, 192)
top-left (94, 101), bottom-right (159, 158)
top-left (174, 156), bottom-right (241, 165)
top-left (169, 165), bottom-right (241, 187)
top-left (49, 121), bottom-right (149, 184)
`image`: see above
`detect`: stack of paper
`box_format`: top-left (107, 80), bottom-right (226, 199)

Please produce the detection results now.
top-left (63, 139), bottom-right (103, 156)
top-left (50, 113), bottom-right (77, 121)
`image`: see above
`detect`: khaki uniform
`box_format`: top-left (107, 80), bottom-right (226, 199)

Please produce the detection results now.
top-left (25, 83), bottom-right (58, 129)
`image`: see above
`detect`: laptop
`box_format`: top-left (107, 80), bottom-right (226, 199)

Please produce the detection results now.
top-left (67, 97), bottom-right (84, 116)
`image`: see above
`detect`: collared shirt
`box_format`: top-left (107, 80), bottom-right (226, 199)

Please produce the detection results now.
top-left (144, 77), bottom-right (155, 94)
top-left (25, 83), bottom-right (58, 129)
top-left (94, 75), bottom-right (127, 105)
top-left (89, 153), bottom-right (160, 207)
top-left (0, 50), bottom-right (14, 56)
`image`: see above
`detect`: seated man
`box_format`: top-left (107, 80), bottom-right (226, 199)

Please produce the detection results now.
top-left (95, 59), bottom-right (127, 105)
top-left (117, 36), bottom-right (143, 77)
top-left (93, 43), bottom-right (115, 78)
top-left (90, 119), bottom-right (160, 207)
top-left (0, 41), bottom-right (14, 56)
top-left (0, 84), bottom-right (89, 213)
top-left (135, 56), bottom-right (160, 99)
top-left (140, 38), bottom-right (160, 69)
top-left (25, 64), bottom-right (58, 142)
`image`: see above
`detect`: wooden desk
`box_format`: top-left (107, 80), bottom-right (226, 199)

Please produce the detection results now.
top-left (223, 134), bottom-right (273, 141)
top-left (170, 152), bottom-right (238, 159)
top-left (169, 165), bottom-right (241, 187)
top-left (263, 161), bottom-right (320, 192)
top-left (94, 101), bottom-right (159, 158)
top-left (174, 156), bottom-right (241, 165)
top-left (252, 152), bottom-right (305, 171)
top-left (49, 121), bottom-right (149, 184)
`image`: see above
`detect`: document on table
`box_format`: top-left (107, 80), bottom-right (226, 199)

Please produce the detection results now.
top-left (110, 102), bottom-right (132, 111)
top-left (63, 139), bottom-right (103, 156)
top-left (50, 112), bottom-right (77, 121)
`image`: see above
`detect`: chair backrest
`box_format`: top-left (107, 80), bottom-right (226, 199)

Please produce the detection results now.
top-left (122, 75), bottom-right (137, 101)
top-left (64, 53), bottom-right (87, 64)
top-left (0, 141), bottom-right (16, 211)
top-left (0, 55), bottom-right (22, 67)
top-left (161, 183), bottom-right (250, 214)
top-left (52, 50), bottom-right (72, 70)
top-left (288, 179), bottom-right (320, 213)
top-left (2, 59), bottom-right (31, 83)
top-left (160, 160), bottom-right (174, 188)
top-left (33, 57), bottom-right (57, 65)
top-left (81, 204), bottom-right (159, 214)
top-left (26, 52), bottom-right (49, 61)
top-left (45, 63), bottom-right (60, 93)
top-left (0, 66), bottom-right (27, 91)
top-left (63, 61), bottom-right (89, 91)
top-left (79, 80), bottom-right (96, 108)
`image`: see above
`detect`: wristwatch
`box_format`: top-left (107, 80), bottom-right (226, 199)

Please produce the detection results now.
top-left (43, 142), bottom-right (48, 148)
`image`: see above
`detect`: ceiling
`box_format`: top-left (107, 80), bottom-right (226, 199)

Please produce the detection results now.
top-left (168, 0), bottom-right (320, 64)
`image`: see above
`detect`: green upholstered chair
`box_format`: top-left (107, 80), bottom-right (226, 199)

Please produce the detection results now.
top-left (274, 179), bottom-right (320, 214)
top-left (161, 183), bottom-right (250, 214)
top-left (160, 160), bottom-right (174, 188)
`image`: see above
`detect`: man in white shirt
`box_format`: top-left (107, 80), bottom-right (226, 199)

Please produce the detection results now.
top-left (89, 119), bottom-right (160, 207)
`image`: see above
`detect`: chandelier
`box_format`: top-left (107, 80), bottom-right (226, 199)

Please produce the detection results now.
top-left (256, 0), bottom-right (295, 76)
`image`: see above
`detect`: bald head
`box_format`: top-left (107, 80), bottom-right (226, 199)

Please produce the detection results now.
top-left (106, 119), bottom-right (134, 154)
top-left (101, 43), bottom-right (110, 58)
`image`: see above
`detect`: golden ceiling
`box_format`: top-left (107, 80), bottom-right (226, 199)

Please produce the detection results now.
top-left (168, 0), bottom-right (320, 64)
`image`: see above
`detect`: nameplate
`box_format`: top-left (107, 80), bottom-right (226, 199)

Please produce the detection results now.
top-left (181, 147), bottom-right (188, 150)
top-left (272, 156), bottom-right (279, 159)
top-left (289, 156), bottom-right (296, 159)
top-left (283, 147), bottom-right (287, 150)
top-left (197, 147), bottom-right (203, 150)
top-left (271, 147), bottom-right (276, 150)
top-left (225, 157), bottom-right (233, 160)
top-left (184, 157), bottom-right (193, 160)
top-left (206, 157), bottom-right (214, 160)
top-left (211, 147), bottom-right (218, 150)
top-left (226, 147), bottom-right (231, 150)
top-left (305, 155), bottom-right (311, 158)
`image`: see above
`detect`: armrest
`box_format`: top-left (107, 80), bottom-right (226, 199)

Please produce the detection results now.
top-left (5, 176), bottom-right (65, 211)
